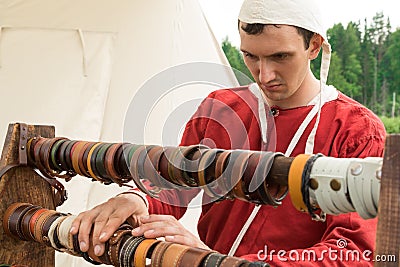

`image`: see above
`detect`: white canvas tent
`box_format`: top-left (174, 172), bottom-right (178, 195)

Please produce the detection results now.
top-left (0, 0), bottom-right (239, 265)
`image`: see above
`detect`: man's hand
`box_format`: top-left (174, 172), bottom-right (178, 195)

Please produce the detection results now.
top-left (69, 192), bottom-right (149, 257)
top-left (131, 214), bottom-right (210, 250)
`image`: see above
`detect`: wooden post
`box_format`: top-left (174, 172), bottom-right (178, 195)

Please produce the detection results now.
top-left (375, 134), bottom-right (400, 266)
top-left (0, 123), bottom-right (56, 266)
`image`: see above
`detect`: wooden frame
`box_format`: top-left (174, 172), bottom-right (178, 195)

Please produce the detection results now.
top-left (0, 123), bottom-right (56, 266)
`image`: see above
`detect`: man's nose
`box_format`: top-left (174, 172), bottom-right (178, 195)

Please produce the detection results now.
top-left (258, 61), bottom-right (276, 84)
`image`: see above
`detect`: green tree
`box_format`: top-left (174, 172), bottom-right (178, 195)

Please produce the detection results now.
top-left (382, 29), bottom-right (400, 116)
top-left (326, 23), bottom-right (362, 99)
top-left (359, 19), bottom-right (376, 107)
top-left (343, 23), bottom-right (362, 99)
top-left (327, 24), bottom-right (346, 58)
top-left (369, 12), bottom-right (391, 114)
top-left (327, 52), bottom-right (348, 90)
top-left (221, 37), bottom-right (254, 85)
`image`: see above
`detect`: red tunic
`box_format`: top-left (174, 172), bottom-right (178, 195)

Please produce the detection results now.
top-left (147, 86), bottom-right (386, 266)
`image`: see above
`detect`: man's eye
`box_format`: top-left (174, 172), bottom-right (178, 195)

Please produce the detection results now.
top-left (243, 52), bottom-right (257, 60)
top-left (275, 53), bottom-right (289, 60)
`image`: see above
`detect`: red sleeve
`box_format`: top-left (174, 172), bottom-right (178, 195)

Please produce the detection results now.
top-left (335, 96), bottom-right (386, 159)
top-left (239, 127), bottom-right (386, 266)
top-left (341, 134), bottom-right (385, 158)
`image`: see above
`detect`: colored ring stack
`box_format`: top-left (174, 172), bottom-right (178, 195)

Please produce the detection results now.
top-left (3, 203), bottom-right (270, 267)
top-left (26, 137), bottom-right (288, 206)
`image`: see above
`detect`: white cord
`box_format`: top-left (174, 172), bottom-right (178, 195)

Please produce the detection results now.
top-left (227, 204), bottom-right (261, 256)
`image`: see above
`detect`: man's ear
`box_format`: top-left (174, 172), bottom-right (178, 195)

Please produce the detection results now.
top-left (309, 34), bottom-right (323, 60)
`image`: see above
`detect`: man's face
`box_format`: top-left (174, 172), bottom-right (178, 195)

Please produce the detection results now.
top-left (239, 23), bottom-right (320, 107)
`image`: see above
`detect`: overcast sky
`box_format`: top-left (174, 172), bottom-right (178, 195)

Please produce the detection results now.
top-left (198, 0), bottom-right (400, 47)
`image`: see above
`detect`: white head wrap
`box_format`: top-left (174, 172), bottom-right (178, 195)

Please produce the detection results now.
top-left (238, 0), bottom-right (334, 155)
top-left (238, 0), bottom-right (331, 84)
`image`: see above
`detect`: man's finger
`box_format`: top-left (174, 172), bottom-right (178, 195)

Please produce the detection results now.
top-left (139, 214), bottom-right (176, 223)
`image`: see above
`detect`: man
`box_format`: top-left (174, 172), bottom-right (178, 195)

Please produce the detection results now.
top-left (71, 0), bottom-right (386, 265)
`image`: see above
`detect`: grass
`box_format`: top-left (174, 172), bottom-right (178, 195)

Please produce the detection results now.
top-left (379, 116), bottom-right (400, 134)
